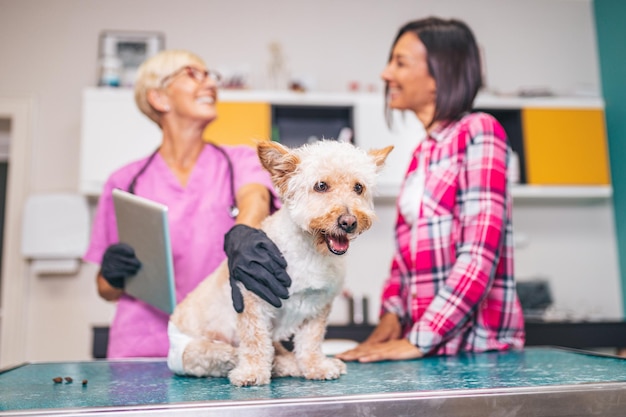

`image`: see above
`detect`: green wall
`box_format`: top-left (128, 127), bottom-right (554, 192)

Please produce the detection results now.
top-left (594, 0), bottom-right (626, 314)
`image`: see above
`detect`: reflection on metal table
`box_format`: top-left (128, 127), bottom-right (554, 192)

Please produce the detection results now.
top-left (1, 347), bottom-right (625, 416)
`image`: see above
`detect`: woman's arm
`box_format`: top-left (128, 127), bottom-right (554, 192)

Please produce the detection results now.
top-left (233, 183), bottom-right (271, 227)
top-left (380, 254), bottom-right (408, 322)
top-left (408, 116), bottom-right (509, 354)
top-left (336, 313), bottom-right (423, 362)
top-left (225, 182), bottom-right (291, 312)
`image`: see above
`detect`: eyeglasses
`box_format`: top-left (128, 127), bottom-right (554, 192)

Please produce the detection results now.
top-left (160, 66), bottom-right (222, 87)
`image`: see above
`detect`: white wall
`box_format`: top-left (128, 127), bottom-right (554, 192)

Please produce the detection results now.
top-left (0, 0), bottom-right (619, 363)
top-left (513, 200), bottom-right (621, 320)
top-left (330, 196), bottom-right (623, 326)
top-left (0, 0), bottom-right (601, 193)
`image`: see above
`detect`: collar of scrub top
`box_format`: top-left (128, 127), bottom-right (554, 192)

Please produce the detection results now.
top-left (127, 142), bottom-right (239, 218)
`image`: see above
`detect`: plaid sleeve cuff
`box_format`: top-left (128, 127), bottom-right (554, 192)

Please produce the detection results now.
top-left (381, 296), bottom-right (405, 319)
top-left (406, 321), bottom-right (442, 355)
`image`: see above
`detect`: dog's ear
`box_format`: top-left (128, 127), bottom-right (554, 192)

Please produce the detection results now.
top-left (257, 141), bottom-right (300, 194)
top-left (368, 146), bottom-right (394, 171)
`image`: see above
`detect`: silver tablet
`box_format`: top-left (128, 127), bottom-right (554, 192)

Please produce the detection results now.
top-left (112, 189), bottom-right (176, 314)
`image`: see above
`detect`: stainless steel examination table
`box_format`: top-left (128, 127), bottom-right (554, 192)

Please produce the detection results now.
top-left (1, 347), bottom-right (625, 416)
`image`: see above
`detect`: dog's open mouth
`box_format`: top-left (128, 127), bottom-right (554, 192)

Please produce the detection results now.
top-left (324, 233), bottom-right (350, 255)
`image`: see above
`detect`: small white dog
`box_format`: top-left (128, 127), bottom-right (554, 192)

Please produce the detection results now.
top-left (167, 140), bottom-right (392, 386)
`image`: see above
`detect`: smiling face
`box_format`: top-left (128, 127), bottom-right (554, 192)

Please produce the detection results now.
top-left (160, 63), bottom-right (219, 125)
top-left (381, 32), bottom-right (437, 127)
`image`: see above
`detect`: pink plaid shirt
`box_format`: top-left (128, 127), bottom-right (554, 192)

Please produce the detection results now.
top-left (381, 112), bottom-right (525, 356)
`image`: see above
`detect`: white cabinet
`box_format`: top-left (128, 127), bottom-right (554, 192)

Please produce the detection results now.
top-left (79, 88), bottom-right (610, 201)
top-left (80, 88), bottom-right (161, 195)
top-left (79, 88), bottom-right (422, 196)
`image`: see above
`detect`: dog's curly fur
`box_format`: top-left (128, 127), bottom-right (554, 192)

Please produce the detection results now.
top-left (167, 140), bottom-right (392, 386)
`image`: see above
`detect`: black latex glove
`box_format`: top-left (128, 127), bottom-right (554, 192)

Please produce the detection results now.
top-left (224, 224), bottom-right (291, 313)
top-left (100, 243), bottom-right (142, 289)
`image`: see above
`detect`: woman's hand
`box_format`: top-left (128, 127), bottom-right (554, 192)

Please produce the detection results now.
top-left (363, 312), bottom-right (403, 344)
top-left (97, 243), bottom-right (141, 301)
top-left (336, 339), bottom-right (423, 363)
top-left (225, 184), bottom-right (291, 312)
top-left (100, 243), bottom-right (142, 289)
top-left (224, 224), bottom-right (291, 313)
top-left (336, 313), bottom-right (422, 362)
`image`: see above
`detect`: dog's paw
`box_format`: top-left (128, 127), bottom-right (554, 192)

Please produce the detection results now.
top-left (228, 366), bottom-right (271, 387)
top-left (302, 357), bottom-right (347, 381)
top-left (272, 352), bottom-right (302, 377)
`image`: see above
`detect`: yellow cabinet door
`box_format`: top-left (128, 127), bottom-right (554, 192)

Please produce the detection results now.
top-left (202, 102), bottom-right (271, 147)
top-left (522, 108), bottom-right (610, 185)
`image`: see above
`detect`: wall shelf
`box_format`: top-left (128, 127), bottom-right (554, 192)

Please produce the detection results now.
top-left (511, 185), bottom-right (612, 200)
top-left (474, 92), bottom-right (604, 109)
top-left (375, 184), bottom-right (613, 203)
top-left (80, 88), bottom-right (608, 197)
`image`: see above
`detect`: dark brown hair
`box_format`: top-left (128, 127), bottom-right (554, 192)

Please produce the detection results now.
top-left (386, 17), bottom-right (483, 128)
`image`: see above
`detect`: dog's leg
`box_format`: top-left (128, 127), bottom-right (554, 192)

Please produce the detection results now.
top-left (293, 305), bottom-right (347, 380)
top-left (272, 342), bottom-right (302, 378)
top-left (181, 338), bottom-right (237, 377)
top-left (228, 292), bottom-right (274, 386)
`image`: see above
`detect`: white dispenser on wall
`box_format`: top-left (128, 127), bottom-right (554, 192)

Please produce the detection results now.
top-left (21, 193), bottom-right (90, 275)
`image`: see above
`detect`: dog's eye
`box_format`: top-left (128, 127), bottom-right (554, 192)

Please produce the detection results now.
top-left (314, 181), bottom-right (329, 192)
top-left (354, 183), bottom-right (363, 195)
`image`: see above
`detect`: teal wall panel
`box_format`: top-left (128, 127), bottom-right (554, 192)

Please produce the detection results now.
top-left (594, 0), bottom-right (626, 313)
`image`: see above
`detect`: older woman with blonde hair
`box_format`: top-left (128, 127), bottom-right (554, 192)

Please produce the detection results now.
top-left (84, 50), bottom-right (291, 358)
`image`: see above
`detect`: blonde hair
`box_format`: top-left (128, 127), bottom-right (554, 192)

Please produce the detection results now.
top-left (134, 49), bottom-right (206, 125)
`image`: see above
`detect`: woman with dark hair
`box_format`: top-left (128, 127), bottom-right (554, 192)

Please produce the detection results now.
top-left (338, 17), bottom-right (525, 362)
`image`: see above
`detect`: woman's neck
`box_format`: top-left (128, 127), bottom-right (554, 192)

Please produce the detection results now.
top-left (159, 122), bottom-right (206, 170)
top-left (158, 122), bottom-right (207, 186)
top-left (425, 120), bottom-right (441, 135)
top-left (414, 104), bottom-right (438, 134)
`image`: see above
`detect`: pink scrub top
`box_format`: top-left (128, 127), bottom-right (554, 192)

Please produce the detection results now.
top-left (84, 144), bottom-right (279, 358)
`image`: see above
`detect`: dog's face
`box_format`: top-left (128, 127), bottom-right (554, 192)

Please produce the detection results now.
top-left (258, 140), bottom-right (393, 256)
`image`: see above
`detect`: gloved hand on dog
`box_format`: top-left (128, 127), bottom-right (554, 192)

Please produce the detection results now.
top-left (100, 243), bottom-right (142, 289)
top-left (224, 224), bottom-right (292, 313)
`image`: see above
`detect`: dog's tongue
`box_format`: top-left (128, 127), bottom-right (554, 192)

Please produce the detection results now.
top-left (328, 235), bottom-right (350, 254)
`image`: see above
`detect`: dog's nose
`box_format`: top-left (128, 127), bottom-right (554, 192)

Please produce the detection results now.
top-left (338, 214), bottom-right (357, 233)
